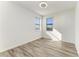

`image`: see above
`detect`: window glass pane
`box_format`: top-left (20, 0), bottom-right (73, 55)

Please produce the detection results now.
top-left (35, 17), bottom-right (40, 25)
top-left (35, 17), bottom-right (40, 30)
top-left (46, 17), bottom-right (53, 31)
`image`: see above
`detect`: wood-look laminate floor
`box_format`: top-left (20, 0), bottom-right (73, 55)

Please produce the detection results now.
top-left (0, 38), bottom-right (78, 57)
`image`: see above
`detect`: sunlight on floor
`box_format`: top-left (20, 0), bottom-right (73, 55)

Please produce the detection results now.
top-left (46, 28), bottom-right (62, 41)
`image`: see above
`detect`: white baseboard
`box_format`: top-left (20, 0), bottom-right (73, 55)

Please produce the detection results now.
top-left (0, 36), bottom-right (42, 53)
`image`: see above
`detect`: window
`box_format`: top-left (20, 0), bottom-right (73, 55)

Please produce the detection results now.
top-left (35, 17), bottom-right (40, 30)
top-left (46, 17), bottom-right (53, 31)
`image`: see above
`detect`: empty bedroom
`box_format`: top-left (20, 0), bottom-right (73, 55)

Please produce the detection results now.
top-left (0, 1), bottom-right (79, 57)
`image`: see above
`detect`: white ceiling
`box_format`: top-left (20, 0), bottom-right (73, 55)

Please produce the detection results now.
top-left (15, 1), bottom-right (76, 16)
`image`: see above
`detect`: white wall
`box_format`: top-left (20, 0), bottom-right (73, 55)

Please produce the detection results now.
top-left (43, 9), bottom-right (75, 44)
top-left (75, 2), bottom-right (79, 55)
top-left (0, 2), bottom-right (41, 52)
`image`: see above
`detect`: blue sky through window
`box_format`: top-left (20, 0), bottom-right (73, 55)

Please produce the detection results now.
top-left (35, 17), bottom-right (40, 25)
top-left (46, 17), bottom-right (53, 31)
top-left (46, 18), bottom-right (53, 25)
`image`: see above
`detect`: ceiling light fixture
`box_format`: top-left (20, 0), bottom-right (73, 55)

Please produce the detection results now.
top-left (39, 1), bottom-right (48, 8)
